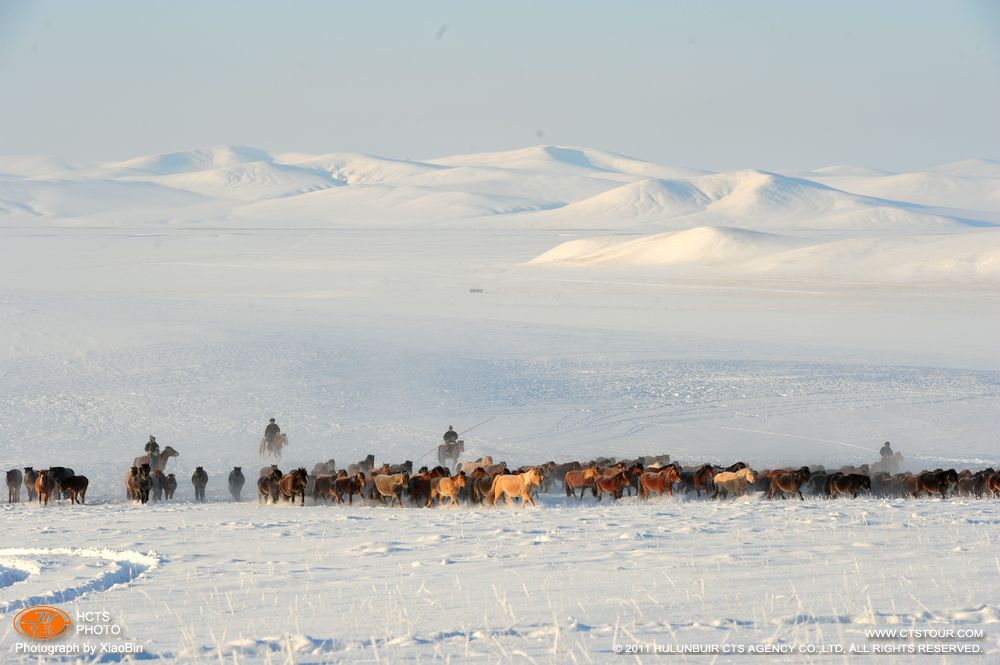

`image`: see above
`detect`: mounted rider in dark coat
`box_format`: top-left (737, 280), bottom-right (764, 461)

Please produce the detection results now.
top-left (144, 435), bottom-right (160, 470)
top-left (265, 418), bottom-right (281, 444)
top-left (443, 426), bottom-right (458, 444)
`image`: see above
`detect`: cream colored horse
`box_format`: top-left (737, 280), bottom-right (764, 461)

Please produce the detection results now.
top-left (711, 467), bottom-right (755, 499)
top-left (487, 467), bottom-right (543, 508)
top-left (457, 456), bottom-right (493, 475)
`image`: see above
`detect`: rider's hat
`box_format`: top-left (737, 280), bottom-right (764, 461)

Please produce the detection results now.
top-left (270, 418), bottom-right (276, 423)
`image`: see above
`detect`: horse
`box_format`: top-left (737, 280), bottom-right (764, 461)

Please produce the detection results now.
top-left (431, 472), bottom-right (467, 506)
top-left (388, 461), bottom-right (413, 475)
top-left (133, 446), bottom-right (179, 473)
top-left (149, 469), bottom-right (165, 501)
top-left (331, 473), bottom-right (367, 506)
top-left (564, 467), bottom-right (599, 500)
top-left (595, 469), bottom-right (630, 501)
top-left (259, 433), bottom-right (289, 461)
top-left (6, 469), bottom-right (22, 503)
top-left (638, 466), bottom-right (681, 500)
top-left (623, 463), bottom-right (644, 497)
top-left (914, 469), bottom-right (958, 499)
top-left (767, 467), bottom-right (811, 501)
top-left (310, 459), bottom-right (337, 476)
top-left (311, 473), bottom-right (340, 503)
top-left (163, 474), bottom-right (177, 500)
top-left (679, 464), bottom-right (715, 497)
top-left (258, 468), bottom-right (282, 504)
top-left (62, 475), bottom-right (89, 504)
top-left (278, 468), bottom-right (308, 505)
top-left (125, 465), bottom-right (151, 504)
top-left (711, 468), bottom-right (755, 499)
top-left (347, 454), bottom-right (375, 476)
top-left (373, 472), bottom-right (409, 507)
top-left (35, 470), bottom-right (56, 506)
top-left (228, 467), bottom-right (245, 501)
top-left (487, 468), bottom-right (544, 508)
top-left (457, 456), bottom-right (492, 475)
top-left (988, 472), bottom-right (1000, 498)
top-left (438, 440), bottom-right (464, 468)
top-left (48, 467), bottom-right (75, 500)
top-left (23, 467), bottom-right (38, 502)
top-left (191, 467), bottom-right (208, 502)
top-left (826, 473), bottom-right (871, 499)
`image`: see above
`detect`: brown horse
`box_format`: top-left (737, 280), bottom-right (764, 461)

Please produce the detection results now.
top-left (680, 464), bottom-right (715, 497)
top-left (914, 469), bottom-right (958, 499)
top-left (767, 467), bottom-right (811, 501)
top-left (595, 469), bottom-right (630, 501)
top-left (35, 470), bottom-right (55, 506)
top-left (6, 469), bottom-right (22, 503)
top-left (826, 473), bottom-right (871, 499)
top-left (431, 472), bottom-right (467, 506)
top-left (62, 475), bottom-right (89, 504)
top-left (373, 472), bottom-right (409, 507)
top-left (278, 468), bottom-right (308, 505)
top-left (564, 467), bottom-right (599, 500)
top-left (638, 466), bottom-right (681, 500)
top-left (125, 465), bottom-right (150, 503)
top-left (331, 473), bottom-right (367, 505)
top-left (258, 468), bottom-right (282, 504)
top-left (488, 468), bottom-right (543, 508)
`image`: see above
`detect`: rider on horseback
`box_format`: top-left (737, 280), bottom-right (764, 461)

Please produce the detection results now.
top-left (144, 435), bottom-right (160, 470)
top-left (265, 418), bottom-right (281, 444)
top-left (443, 426), bottom-right (458, 444)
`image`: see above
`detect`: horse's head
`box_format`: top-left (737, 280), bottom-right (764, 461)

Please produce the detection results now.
top-left (743, 468), bottom-right (756, 483)
top-left (162, 446), bottom-right (179, 458)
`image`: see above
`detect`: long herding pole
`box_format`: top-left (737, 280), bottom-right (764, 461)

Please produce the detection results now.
top-left (458, 416), bottom-right (495, 438)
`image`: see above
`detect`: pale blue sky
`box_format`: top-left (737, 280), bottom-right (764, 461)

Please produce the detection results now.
top-left (1, 0), bottom-right (997, 170)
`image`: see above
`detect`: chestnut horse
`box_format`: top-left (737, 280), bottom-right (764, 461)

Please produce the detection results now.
top-left (595, 469), bottom-right (630, 501)
top-left (278, 468), bottom-right (309, 505)
top-left (564, 467), bottom-right (599, 500)
top-left (35, 470), bottom-right (55, 506)
top-left (638, 466), bottom-right (681, 500)
top-left (431, 472), bottom-right (467, 506)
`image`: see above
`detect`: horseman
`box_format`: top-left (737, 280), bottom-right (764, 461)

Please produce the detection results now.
top-left (144, 435), bottom-right (160, 470)
top-left (265, 418), bottom-right (281, 445)
top-left (880, 441), bottom-right (893, 460)
top-left (443, 425), bottom-right (458, 445)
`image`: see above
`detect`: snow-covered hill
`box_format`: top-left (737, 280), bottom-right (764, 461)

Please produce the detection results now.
top-left (1, 144), bottom-right (997, 283)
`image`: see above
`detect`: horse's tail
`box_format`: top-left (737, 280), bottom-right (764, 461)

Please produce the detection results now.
top-left (486, 476), bottom-right (501, 506)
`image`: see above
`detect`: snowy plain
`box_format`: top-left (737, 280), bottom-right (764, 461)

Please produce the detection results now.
top-left (1, 145), bottom-right (998, 663)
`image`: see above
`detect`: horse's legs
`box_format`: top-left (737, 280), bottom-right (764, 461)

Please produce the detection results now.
top-left (797, 489), bottom-right (804, 501)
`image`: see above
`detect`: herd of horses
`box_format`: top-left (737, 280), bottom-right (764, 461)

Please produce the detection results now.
top-left (6, 450), bottom-right (1000, 508)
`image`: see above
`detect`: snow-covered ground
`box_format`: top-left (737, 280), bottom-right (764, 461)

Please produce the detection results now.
top-left (1, 145), bottom-right (998, 662)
